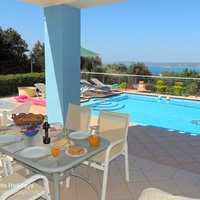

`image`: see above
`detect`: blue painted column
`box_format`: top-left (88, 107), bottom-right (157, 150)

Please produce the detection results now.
top-left (44, 5), bottom-right (80, 124)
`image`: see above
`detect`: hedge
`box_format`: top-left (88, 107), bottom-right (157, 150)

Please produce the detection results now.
top-left (0, 73), bottom-right (45, 97)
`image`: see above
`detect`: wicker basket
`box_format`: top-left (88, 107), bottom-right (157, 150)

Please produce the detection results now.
top-left (12, 113), bottom-right (44, 126)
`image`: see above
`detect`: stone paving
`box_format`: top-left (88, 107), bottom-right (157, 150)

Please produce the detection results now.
top-left (10, 125), bottom-right (200, 200)
top-left (2, 95), bottom-right (200, 199)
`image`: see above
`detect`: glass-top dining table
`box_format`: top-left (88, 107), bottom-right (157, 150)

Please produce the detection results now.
top-left (0, 128), bottom-right (110, 200)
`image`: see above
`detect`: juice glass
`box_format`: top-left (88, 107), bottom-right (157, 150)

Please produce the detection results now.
top-left (51, 146), bottom-right (60, 157)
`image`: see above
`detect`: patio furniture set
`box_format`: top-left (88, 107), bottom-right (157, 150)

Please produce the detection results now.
top-left (0, 103), bottom-right (130, 200)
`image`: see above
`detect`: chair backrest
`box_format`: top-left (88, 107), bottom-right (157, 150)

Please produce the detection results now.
top-left (91, 78), bottom-right (104, 86)
top-left (80, 79), bottom-right (94, 88)
top-left (6, 102), bottom-right (34, 115)
top-left (65, 103), bottom-right (92, 131)
top-left (98, 110), bottom-right (130, 143)
top-left (1, 102), bottom-right (34, 125)
top-left (91, 110), bottom-right (129, 163)
top-left (34, 83), bottom-right (46, 94)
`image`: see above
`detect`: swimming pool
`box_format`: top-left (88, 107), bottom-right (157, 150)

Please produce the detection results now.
top-left (82, 94), bottom-right (200, 135)
top-left (0, 101), bottom-right (7, 105)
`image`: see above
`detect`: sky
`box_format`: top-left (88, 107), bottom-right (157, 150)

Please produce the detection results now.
top-left (0, 0), bottom-right (200, 63)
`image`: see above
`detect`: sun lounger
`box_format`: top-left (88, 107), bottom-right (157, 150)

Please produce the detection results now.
top-left (34, 83), bottom-right (46, 98)
top-left (80, 79), bottom-right (96, 90)
top-left (81, 79), bottom-right (112, 95)
top-left (90, 78), bottom-right (112, 88)
top-left (91, 78), bottom-right (119, 90)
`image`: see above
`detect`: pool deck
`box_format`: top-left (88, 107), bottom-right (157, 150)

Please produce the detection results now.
top-left (11, 123), bottom-right (200, 200)
top-left (1, 95), bottom-right (200, 199)
top-left (125, 89), bottom-right (200, 101)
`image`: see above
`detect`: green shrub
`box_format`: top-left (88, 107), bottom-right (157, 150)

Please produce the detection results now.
top-left (172, 85), bottom-right (183, 95)
top-left (155, 80), bottom-right (167, 93)
top-left (156, 80), bottom-right (165, 86)
top-left (172, 82), bottom-right (185, 95)
top-left (0, 73), bottom-right (45, 97)
top-left (155, 85), bottom-right (167, 93)
top-left (186, 82), bottom-right (199, 95)
top-left (119, 82), bottom-right (126, 89)
top-left (174, 82), bottom-right (184, 87)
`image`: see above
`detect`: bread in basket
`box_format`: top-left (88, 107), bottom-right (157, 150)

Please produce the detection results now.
top-left (12, 113), bottom-right (44, 126)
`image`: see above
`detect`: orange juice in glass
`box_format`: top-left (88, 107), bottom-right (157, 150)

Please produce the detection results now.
top-left (51, 146), bottom-right (60, 157)
top-left (88, 126), bottom-right (101, 146)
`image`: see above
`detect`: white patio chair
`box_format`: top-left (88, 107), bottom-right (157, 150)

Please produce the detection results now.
top-left (64, 103), bottom-right (92, 187)
top-left (34, 83), bottom-right (46, 98)
top-left (65, 103), bottom-right (92, 131)
top-left (138, 188), bottom-right (199, 200)
top-left (84, 110), bottom-right (130, 200)
top-left (0, 102), bottom-right (33, 126)
top-left (0, 157), bottom-right (51, 200)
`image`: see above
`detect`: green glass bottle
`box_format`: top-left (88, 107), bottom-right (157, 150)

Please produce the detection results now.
top-left (43, 115), bottom-right (50, 144)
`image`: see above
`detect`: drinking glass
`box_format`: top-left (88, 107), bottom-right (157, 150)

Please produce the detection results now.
top-left (51, 146), bottom-right (60, 157)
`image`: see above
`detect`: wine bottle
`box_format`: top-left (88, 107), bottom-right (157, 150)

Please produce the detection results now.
top-left (43, 115), bottom-right (50, 144)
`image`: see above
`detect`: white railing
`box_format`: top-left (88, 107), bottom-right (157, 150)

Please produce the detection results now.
top-left (81, 71), bottom-right (200, 97)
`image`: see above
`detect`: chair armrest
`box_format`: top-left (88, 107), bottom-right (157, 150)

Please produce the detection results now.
top-left (0, 157), bottom-right (13, 176)
top-left (0, 174), bottom-right (50, 200)
top-left (104, 138), bottom-right (124, 162)
top-left (0, 108), bottom-right (14, 112)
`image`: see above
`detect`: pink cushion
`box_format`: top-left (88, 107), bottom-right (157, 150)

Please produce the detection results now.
top-left (15, 95), bottom-right (28, 100)
top-left (15, 97), bottom-right (46, 106)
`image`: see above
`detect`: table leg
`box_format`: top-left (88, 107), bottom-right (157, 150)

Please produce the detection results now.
top-left (53, 172), bottom-right (60, 200)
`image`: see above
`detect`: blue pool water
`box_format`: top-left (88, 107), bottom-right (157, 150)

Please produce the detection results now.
top-left (82, 94), bottom-right (200, 135)
top-left (0, 101), bottom-right (7, 105)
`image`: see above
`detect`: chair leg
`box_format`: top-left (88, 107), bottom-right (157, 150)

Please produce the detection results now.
top-left (65, 177), bottom-right (70, 188)
top-left (65, 169), bottom-right (73, 188)
top-left (124, 142), bottom-right (129, 182)
top-left (101, 162), bottom-right (109, 200)
top-left (25, 168), bottom-right (30, 176)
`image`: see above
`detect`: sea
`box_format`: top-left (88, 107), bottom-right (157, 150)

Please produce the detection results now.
top-left (104, 62), bottom-right (200, 74)
top-left (148, 66), bottom-right (200, 74)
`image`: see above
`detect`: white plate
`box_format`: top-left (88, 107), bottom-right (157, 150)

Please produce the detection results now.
top-left (69, 131), bottom-right (89, 140)
top-left (20, 147), bottom-right (50, 159)
top-left (65, 146), bottom-right (87, 157)
top-left (0, 135), bottom-right (17, 144)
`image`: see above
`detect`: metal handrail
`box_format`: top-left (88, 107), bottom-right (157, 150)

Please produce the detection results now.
top-left (81, 71), bottom-right (200, 81)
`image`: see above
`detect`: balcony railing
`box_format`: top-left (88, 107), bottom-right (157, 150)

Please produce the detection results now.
top-left (81, 71), bottom-right (200, 97)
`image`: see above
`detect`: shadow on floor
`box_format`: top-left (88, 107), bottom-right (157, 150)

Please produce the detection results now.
top-left (128, 125), bottom-right (200, 174)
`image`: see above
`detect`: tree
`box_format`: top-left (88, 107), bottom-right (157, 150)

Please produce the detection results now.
top-left (161, 71), bottom-right (181, 77)
top-left (3, 28), bottom-right (28, 62)
top-left (81, 56), bottom-right (102, 72)
top-left (128, 63), bottom-right (151, 75)
top-left (104, 63), bottom-right (127, 74)
top-left (31, 41), bottom-right (45, 72)
top-left (0, 27), bottom-right (29, 74)
top-left (182, 68), bottom-right (200, 78)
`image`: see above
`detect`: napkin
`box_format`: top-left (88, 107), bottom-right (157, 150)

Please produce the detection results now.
top-left (52, 138), bottom-right (70, 149)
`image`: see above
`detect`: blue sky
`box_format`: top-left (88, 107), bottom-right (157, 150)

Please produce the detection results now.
top-left (0, 0), bottom-right (200, 62)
